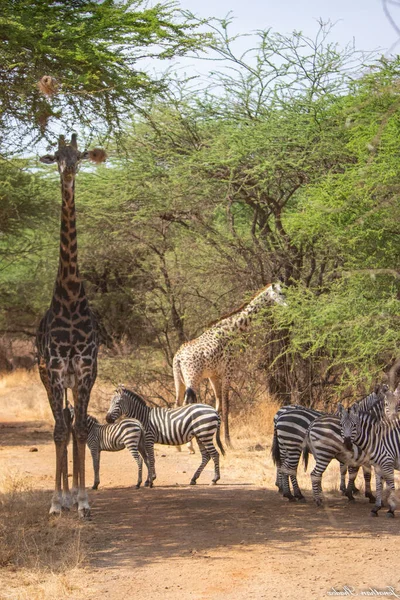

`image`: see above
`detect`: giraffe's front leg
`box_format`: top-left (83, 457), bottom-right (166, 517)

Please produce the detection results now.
top-left (73, 385), bottom-right (92, 519)
top-left (47, 383), bottom-right (68, 517)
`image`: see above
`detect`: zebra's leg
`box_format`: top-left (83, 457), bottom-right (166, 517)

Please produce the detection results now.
top-left (289, 449), bottom-right (305, 501)
top-left (203, 438), bottom-right (221, 485)
top-left (371, 467), bottom-right (384, 517)
top-left (280, 451), bottom-right (301, 501)
top-left (345, 465), bottom-right (359, 502)
top-left (310, 457), bottom-right (331, 506)
top-left (90, 447), bottom-right (101, 490)
top-left (139, 431), bottom-right (152, 486)
top-left (378, 462), bottom-right (396, 518)
top-left (362, 464), bottom-right (375, 503)
top-left (126, 442), bottom-right (143, 489)
top-left (339, 462), bottom-right (347, 495)
top-left (144, 438), bottom-right (156, 487)
top-left (190, 440), bottom-right (211, 485)
top-left (275, 468), bottom-right (284, 493)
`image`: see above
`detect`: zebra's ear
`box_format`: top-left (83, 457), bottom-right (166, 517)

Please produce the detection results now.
top-left (336, 402), bottom-right (344, 416)
top-left (350, 404), bottom-right (359, 417)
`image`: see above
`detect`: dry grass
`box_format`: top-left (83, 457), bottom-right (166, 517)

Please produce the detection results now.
top-left (0, 370), bottom-right (52, 422)
top-left (0, 473), bottom-right (86, 600)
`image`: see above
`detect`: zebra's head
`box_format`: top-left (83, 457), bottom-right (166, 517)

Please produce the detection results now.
top-left (106, 390), bottom-right (123, 424)
top-left (383, 386), bottom-right (400, 420)
top-left (338, 403), bottom-right (359, 451)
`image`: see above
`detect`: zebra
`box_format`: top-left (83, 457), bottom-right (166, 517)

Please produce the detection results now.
top-left (272, 405), bottom-right (324, 501)
top-left (302, 389), bottom-right (387, 506)
top-left (86, 414), bottom-right (150, 490)
top-left (339, 402), bottom-right (400, 517)
top-left (106, 386), bottom-right (225, 486)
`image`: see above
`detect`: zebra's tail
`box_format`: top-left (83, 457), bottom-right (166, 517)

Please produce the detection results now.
top-left (216, 418), bottom-right (226, 456)
top-left (271, 423), bottom-right (281, 466)
top-left (184, 387), bottom-right (197, 405)
top-left (302, 439), bottom-right (310, 472)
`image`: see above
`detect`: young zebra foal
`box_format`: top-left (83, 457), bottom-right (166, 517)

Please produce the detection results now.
top-left (86, 414), bottom-right (150, 490)
top-left (106, 386), bottom-right (225, 486)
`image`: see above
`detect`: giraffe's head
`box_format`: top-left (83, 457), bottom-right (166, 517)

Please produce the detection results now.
top-left (40, 134), bottom-right (89, 183)
top-left (264, 283), bottom-right (287, 306)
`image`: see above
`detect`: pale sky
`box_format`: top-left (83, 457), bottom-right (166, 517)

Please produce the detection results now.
top-left (177, 0), bottom-right (398, 53)
top-left (139, 0), bottom-right (400, 82)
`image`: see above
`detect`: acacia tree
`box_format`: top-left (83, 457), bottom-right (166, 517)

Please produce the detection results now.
top-left (0, 0), bottom-right (206, 151)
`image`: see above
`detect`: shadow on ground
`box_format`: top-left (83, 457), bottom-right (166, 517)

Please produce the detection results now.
top-left (85, 483), bottom-right (400, 571)
top-left (0, 420), bottom-right (52, 446)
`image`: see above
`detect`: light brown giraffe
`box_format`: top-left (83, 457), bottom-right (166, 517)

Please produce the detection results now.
top-left (173, 283), bottom-right (286, 446)
top-left (36, 134), bottom-right (103, 518)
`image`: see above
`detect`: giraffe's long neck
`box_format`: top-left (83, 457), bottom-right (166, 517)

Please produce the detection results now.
top-left (52, 177), bottom-right (86, 309)
top-left (217, 296), bottom-right (266, 334)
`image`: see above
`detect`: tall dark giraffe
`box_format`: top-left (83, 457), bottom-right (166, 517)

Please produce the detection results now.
top-left (37, 134), bottom-right (103, 518)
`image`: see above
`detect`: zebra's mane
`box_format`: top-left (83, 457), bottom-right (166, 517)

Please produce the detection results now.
top-left (87, 414), bottom-right (99, 424)
top-left (120, 386), bottom-right (148, 408)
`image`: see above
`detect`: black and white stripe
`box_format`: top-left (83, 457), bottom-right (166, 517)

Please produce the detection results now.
top-left (340, 400), bottom-right (400, 517)
top-left (106, 386), bottom-right (225, 486)
top-left (272, 405), bottom-right (323, 501)
top-left (302, 391), bottom-right (385, 506)
top-left (86, 414), bottom-right (150, 490)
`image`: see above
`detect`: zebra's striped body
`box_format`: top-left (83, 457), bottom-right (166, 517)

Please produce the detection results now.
top-left (272, 405), bottom-right (323, 501)
top-left (303, 414), bottom-right (373, 506)
top-left (86, 415), bottom-right (150, 490)
top-left (106, 387), bottom-right (225, 486)
top-left (340, 406), bottom-right (400, 517)
top-left (303, 392), bottom-right (385, 506)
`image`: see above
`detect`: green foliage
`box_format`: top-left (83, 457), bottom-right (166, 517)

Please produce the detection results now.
top-left (0, 0), bottom-right (207, 150)
top-left (0, 21), bottom-right (398, 404)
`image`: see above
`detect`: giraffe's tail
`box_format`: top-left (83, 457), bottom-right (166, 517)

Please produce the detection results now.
top-left (184, 387), bottom-right (197, 405)
top-left (216, 418), bottom-right (226, 456)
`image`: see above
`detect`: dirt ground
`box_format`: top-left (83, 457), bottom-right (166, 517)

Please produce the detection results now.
top-left (1, 373), bottom-right (400, 600)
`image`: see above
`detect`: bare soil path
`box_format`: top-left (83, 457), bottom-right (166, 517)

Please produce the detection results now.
top-left (1, 415), bottom-right (400, 600)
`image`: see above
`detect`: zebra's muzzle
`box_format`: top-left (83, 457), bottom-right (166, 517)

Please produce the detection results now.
top-left (343, 437), bottom-right (353, 451)
top-left (105, 413), bottom-right (115, 424)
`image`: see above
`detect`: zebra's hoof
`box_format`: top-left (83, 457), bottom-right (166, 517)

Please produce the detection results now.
top-left (287, 496), bottom-right (296, 502)
top-left (135, 484), bottom-right (141, 489)
top-left (371, 510), bottom-right (379, 517)
top-left (61, 506), bottom-right (70, 512)
top-left (190, 479), bottom-right (197, 486)
top-left (92, 485), bottom-right (99, 490)
top-left (144, 481), bottom-right (150, 487)
top-left (346, 496), bottom-right (355, 503)
top-left (366, 494), bottom-right (376, 504)
top-left (386, 511), bottom-right (395, 518)
top-left (296, 496), bottom-right (306, 503)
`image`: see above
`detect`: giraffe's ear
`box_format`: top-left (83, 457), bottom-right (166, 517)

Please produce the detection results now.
top-left (40, 154), bottom-right (56, 164)
top-left (79, 150), bottom-right (90, 160)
